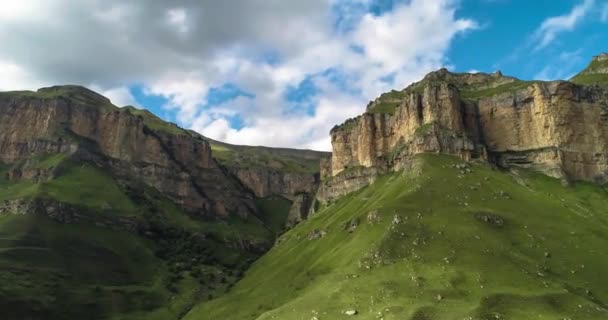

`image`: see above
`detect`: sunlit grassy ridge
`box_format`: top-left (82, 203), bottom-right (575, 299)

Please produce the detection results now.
top-left (186, 154), bottom-right (608, 320)
top-left (208, 139), bottom-right (327, 174)
top-left (571, 57), bottom-right (608, 86)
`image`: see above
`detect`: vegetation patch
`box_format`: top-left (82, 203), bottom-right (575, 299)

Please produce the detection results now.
top-left (413, 122), bottom-right (435, 137)
top-left (0, 157), bottom-right (276, 320)
top-left (366, 90), bottom-right (406, 115)
top-left (366, 101), bottom-right (401, 114)
top-left (255, 195), bottom-right (293, 234)
top-left (460, 80), bottom-right (536, 100)
top-left (570, 73), bottom-right (608, 86)
top-left (187, 153), bottom-right (608, 320)
top-left (0, 86), bottom-right (117, 112)
top-left (330, 116), bottom-right (360, 133)
top-left (209, 141), bottom-right (323, 174)
top-left (28, 153), bottom-right (68, 170)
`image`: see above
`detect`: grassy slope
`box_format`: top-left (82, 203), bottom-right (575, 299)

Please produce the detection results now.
top-left (0, 214), bottom-right (162, 320)
top-left (570, 58), bottom-right (608, 86)
top-left (459, 80), bottom-right (537, 100)
top-left (208, 140), bottom-right (327, 174)
top-left (570, 74), bottom-right (608, 86)
top-left (0, 155), bottom-right (285, 320)
top-left (186, 154), bottom-right (608, 320)
top-left (255, 196), bottom-right (293, 235)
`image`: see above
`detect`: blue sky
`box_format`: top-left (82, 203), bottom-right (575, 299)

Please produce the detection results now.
top-left (1, 0), bottom-right (607, 150)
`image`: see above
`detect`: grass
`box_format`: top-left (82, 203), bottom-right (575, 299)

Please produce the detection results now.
top-left (0, 166), bottom-right (39, 201)
top-left (209, 141), bottom-right (325, 174)
top-left (255, 196), bottom-right (293, 234)
top-left (39, 162), bottom-right (139, 215)
top-left (366, 101), bottom-right (401, 115)
top-left (570, 74), bottom-right (608, 86)
top-left (0, 154), bottom-right (281, 320)
top-left (331, 116), bottom-right (360, 133)
top-left (413, 122), bottom-right (435, 137)
top-left (460, 80), bottom-right (536, 100)
top-left (581, 58), bottom-right (608, 73)
top-left (0, 213), bottom-right (163, 320)
top-left (185, 153), bottom-right (608, 320)
top-left (0, 86), bottom-right (117, 112)
top-left (366, 90), bottom-right (406, 115)
top-left (29, 153), bottom-right (68, 169)
top-left (570, 57), bottom-right (608, 86)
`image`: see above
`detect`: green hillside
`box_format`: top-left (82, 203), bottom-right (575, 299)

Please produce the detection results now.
top-left (206, 138), bottom-right (328, 174)
top-left (186, 154), bottom-right (608, 320)
top-left (0, 156), bottom-right (288, 320)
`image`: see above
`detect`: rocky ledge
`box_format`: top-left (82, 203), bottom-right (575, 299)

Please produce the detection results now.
top-left (319, 54), bottom-right (608, 203)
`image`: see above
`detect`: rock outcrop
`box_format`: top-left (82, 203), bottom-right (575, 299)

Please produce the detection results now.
top-left (227, 167), bottom-right (320, 199)
top-left (203, 139), bottom-right (328, 200)
top-left (285, 193), bottom-right (313, 227)
top-left (319, 55), bottom-right (608, 202)
top-left (0, 85), bottom-right (327, 227)
top-left (0, 86), bottom-right (252, 218)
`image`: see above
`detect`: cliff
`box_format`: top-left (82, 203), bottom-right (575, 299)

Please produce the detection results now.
top-left (205, 139), bottom-right (328, 199)
top-left (320, 54), bottom-right (608, 201)
top-left (0, 86), bottom-right (325, 222)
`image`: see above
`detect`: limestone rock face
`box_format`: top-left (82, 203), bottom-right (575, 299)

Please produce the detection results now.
top-left (478, 82), bottom-right (608, 182)
top-left (285, 193), bottom-right (313, 227)
top-left (329, 81), bottom-right (480, 177)
top-left (0, 86), bottom-right (255, 217)
top-left (227, 167), bottom-right (319, 199)
top-left (324, 60), bottom-right (608, 200)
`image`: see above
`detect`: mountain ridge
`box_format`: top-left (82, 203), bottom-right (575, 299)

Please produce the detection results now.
top-left (0, 85), bottom-right (327, 319)
top-left (184, 53), bottom-right (608, 320)
top-left (2, 53), bottom-right (608, 320)
top-left (321, 54), bottom-right (608, 203)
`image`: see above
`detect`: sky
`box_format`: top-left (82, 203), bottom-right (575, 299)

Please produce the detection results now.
top-left (0, 0), bottom-right (607, 151)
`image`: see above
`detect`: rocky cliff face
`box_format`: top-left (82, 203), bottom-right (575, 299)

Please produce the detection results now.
top-left (320, 55), bottom-right (608, 201)
top-left (205, 139), bottom-right (328, 201)
top-left (228, 167), bottom-right (320, 199)
top-left (0, 86), bottom-right (253, 218)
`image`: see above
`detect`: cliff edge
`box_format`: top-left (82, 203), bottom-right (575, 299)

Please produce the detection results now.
top-left (319, 54), bottom-right (608, 202)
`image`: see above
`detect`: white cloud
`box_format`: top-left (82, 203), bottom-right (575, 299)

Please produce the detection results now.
top-left (189, 0), bottom-right (476, 150)
top-left (0, 60), bottom-right (44, 90)
top-left (533, 49), bottom-right (584, 81)
top-left (534, 0), bottom-right (594, 49)
top-left (166, 8), bottom-right (189, 34)
top-left (145, 72), bottom-right (210, 123)
top-left (602, 3), bottom-right (608, 22)
top-left (99, 87), bottom-right (139, 107)
top-left (0, 0), bottom-right (475, 151)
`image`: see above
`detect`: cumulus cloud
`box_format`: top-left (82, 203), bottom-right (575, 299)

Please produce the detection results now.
top-left (0, 0), bottom-right (475, 150)
top-left (533, 0), bottom-right (594, 50)
top-left (98, 87), bottom-right (140, 107)
top-left (602, 3), bottom-right (608, 22)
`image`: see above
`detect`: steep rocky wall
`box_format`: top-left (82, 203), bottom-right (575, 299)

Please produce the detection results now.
top-left (228, 167), bottom-right (319, 199)
top-left (325, 66), bottom-right (608, 195)
top-left (329, 81), bottom-right (478, 176)
top-left (478, 82), bottom-right (608, 181)
top-left (0, 88), bottom-right (255, 217)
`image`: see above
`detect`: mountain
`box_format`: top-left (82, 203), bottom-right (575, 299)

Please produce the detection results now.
top-left (2, 54), bottom-right (608, 320)
top-left (0, 86), bottom-right (327, 319)
top-left (185, 54), bottom-right (608, 319)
